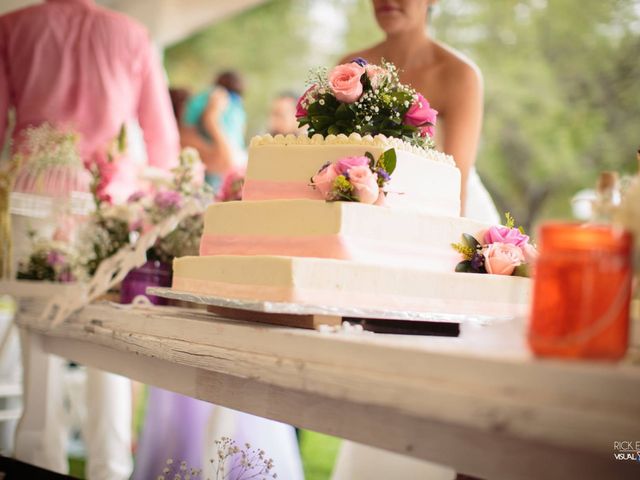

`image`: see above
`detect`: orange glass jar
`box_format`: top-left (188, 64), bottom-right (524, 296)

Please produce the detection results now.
top-left (528, 223), bottom-right (633, 360)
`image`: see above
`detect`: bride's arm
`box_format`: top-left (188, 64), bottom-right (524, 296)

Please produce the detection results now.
top-left (439, 62), bottom-right (484, 215)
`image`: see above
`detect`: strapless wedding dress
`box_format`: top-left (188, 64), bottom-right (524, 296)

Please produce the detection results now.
top-left (331, 170), bottom-right (499, 480)
top-left (464, 167), bottom-right (500, 224)
top-left (201, 407), bottom-right (304, 480)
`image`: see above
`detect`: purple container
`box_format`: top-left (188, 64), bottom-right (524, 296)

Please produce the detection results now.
top-left (120, 260), bottom-right (172, 305)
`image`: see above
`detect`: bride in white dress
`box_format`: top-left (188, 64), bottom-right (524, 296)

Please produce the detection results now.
top-left (332, 1), bottom-right (498, 478)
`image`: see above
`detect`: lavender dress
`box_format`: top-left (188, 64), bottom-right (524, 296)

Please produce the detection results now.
top-left (126, 265), bottom-right (303, 480)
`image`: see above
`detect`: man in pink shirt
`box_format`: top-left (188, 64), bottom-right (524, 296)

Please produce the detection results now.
top-left (0, 0), bottom-right (180, 197)
top-left (0, 1), bottom-right (179, 479)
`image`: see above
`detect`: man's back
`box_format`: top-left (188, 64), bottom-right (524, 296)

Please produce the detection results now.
top-left (0, 0), bottom-right (178, 171)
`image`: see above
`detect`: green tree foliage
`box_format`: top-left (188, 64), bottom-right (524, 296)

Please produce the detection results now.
top-left (165, 0), bottom-right (640, 229)
top-left (435, 0), bottom-right (640, 228)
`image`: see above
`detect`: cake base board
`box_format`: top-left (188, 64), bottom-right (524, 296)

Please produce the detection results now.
top-left (147, 287), bottom-right (508, 334)
top-left (206, 304), bottom-right (342, 330)
top-left (206, 305), bottom-right (460, 336)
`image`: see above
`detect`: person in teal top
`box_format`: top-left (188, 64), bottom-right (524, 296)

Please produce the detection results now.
top-left (182, 71), bottom-right (247, 192)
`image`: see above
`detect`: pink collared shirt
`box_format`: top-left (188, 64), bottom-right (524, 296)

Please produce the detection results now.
top-left (0, 0), bottom-right (179, 200)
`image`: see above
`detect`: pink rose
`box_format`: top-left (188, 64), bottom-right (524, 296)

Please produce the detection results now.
top-left (484, 242), bottom-right (525, 276)
top-left (348, 165), bottom-right (379, 204)
top-left (296, 85), bottom-right (316, 118)
top-left (217, 168), bottom-right (246, 202)
top-left (365, 65), bottom-right (388, 90)
top-left (404, 94), bottom-right (438, 138)
top-left (311, 162), bottom-right (341, 198)
top-left (328, 63), bottom-right (366, 103)
top-left (484, 225), bottom-right (530, 247)
top-left (336, 156), bottom-right (370, 175)
top-left (88, 151), bottom-right (117, 204)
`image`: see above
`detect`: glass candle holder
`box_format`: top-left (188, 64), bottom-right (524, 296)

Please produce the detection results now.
top-left (528, 222), bottom-right (633, 360)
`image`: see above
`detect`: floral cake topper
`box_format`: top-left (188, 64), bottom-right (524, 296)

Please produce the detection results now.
top-left (310, 149), bottom-right (396, 205)
top-left (296, 59), bottom-right (438, 149)
top-left (452, 213), bottom-right (539, 277)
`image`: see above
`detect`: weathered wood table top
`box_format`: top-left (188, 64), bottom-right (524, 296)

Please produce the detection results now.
top-left (9, 284), bottom-right (640, 480)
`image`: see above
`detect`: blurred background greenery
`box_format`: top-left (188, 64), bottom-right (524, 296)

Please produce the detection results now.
top-left (165, 0), bottom-right (640, 231)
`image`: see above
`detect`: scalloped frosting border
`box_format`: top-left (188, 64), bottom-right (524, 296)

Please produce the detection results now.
top-left (249, 133), bottom-right (456, 167)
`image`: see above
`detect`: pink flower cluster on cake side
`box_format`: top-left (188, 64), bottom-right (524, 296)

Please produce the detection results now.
top-left (453, 216), bottom-right (539, 277)
top-left (482, 226), bottom-right (538, 276)
top-left (311, 156), bottom-right (381, 205)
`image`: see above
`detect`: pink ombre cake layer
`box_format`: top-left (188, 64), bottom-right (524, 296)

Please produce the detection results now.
top-left (200, 234), bottom-right (459, 271)
top-left (199, 200), bottom-right (489, 272)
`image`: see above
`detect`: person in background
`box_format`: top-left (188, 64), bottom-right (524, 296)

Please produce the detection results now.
top-left (267, 91), bottom-right (305, 136)
top-left (181, 71), bottom-right (247, 193)
top-left (0, 1), bottom-right (179, 479)
top-left (169, 88), bottom-right (192, 128)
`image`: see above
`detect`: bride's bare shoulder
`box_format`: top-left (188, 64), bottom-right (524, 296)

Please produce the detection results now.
top-left (433, 42), bottom-right (482, 89)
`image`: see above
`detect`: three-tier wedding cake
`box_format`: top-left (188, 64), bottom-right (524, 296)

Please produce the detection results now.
top-left (172, 61), bottom-right (532, 317)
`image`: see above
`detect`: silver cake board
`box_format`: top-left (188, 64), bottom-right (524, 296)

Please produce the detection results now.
top-left (147, 287), bottom-right (516, 336)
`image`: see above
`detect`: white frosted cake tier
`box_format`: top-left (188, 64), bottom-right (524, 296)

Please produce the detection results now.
top-left (172, 255), bottom-right (531, 318)
top-left (243, 133), bottom-right (461, 217)
top-left (199, 199), bottom-right (488, 271)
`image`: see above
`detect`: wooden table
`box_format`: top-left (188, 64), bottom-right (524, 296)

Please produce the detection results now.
top-left (8, 283), bottom-right (640, 480)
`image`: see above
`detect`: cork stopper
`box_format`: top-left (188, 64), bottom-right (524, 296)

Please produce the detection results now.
top-left (597, 171), bottom-right (619, 193)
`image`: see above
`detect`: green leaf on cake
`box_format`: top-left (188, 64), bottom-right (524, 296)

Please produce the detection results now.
top-left (327, 125), bottom-right (342, 135)
top-left (360, 72), bottom-right (373, 91)
top-left (512, 264), bottom-right (530, 277)
top-left (336, 103), bottom-right (354, 121)
top-left (310, 115), bottom-right (333, 130)
top-left (381, 128), bottom-right (402, 138)
top-left (455, 260), bottom-right (474, 273)
top-left (401, 124), bottom-right (419, 136)
top-left (379, 148), bottom-right (397, 175)
top-left (335, 120), bottom-right (353, 129)
top-left (462, 233), bottom-right (481, 250)
top-left (307, 101), bottom-right (324, 116)
top-left (365, 151), bottom-right (376, 167)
